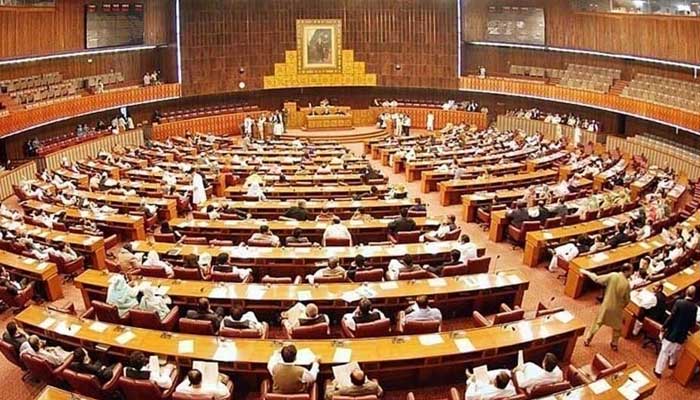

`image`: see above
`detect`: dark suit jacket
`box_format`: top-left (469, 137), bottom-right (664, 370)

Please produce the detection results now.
top-left (284, 207), bottom-right (311, 221)
top-left (125, 367), bottom-right (150, 380)
top-left (508, 209), bottom-right (530, 228)
top-left (388, 217), bottom-right (417, 233)
top-left (70, 360), bottom-right (113, 383)
top-left (2, 331), bottom-right (27, 354)
top-left (353, 311), bottom-right (382, 324)
top-left (185, 309), bottom-right (223, 329)
top-left (663, 298), bottom-right (698, 343)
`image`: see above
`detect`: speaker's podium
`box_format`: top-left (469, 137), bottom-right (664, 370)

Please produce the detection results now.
top-left (302, 105), bottom-right (353, 131)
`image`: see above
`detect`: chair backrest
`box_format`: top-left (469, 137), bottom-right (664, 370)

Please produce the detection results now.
top-left (492, 309), bottom-right (525, 325)
top-left (290, 321), bottom-right (330, 339)
top-left (353, 268), bottom-right (385, 282)
top-left (130, 309), bottom-right (165, 330)
top-left (92, 300), bottom-right (126, 324)
top-left (397, 269), bottom-right (433, 280)
top-left (210, 239), bottom-right (234, 246)
top-left (138, 265), bottom-right (169, 278)
top-left (220, 326), bottom-right (263, 339)
top-left (402, 319), bottom-right (441, 335)
top-left (179, 318), bottom-right (215, 335)
top-left (118, 376), bottom-right (164, 400)
top-left (313, 275), bottom-right (347, 283)
top-left (63, 368), bottom-right (103, 398)
top-left (354, 318), bottom-right (392, 337)
top-left (153, 233), bottom-right (175, 243)
top-left (183, 237), bottom-right (208, 245)
top-left (173, 267), bottom-right (202, 280)
top-left (544, 217), bottom-right (562, 228)
top-left (21, 352), bottom-right (62, 385)
top-left (247, 238), bottom-right (275, 247)
top-left (407, 210), bottom-right (427, 217)
top-left (442, 228), bottom-right (461, 241)
top-left (465, 256), bottom-right (491, 274)
top-left (174, 392), bottom-right (229, 400)
top-left (528, 381), bottom-right (572, 397)
top-left (0, 340), bottom-right (24, 369)
top-left (211, 270), bottom-right (244, 282)
top-left (395, 230), bottom-right (422, 243)
top-left (332, 396), bottom-right (378, 400)
top-left (325, 237), bottom-right (351, 246)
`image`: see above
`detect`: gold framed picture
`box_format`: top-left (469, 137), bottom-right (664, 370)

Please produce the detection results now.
top-left (296, 19), bottom-right (342, 74)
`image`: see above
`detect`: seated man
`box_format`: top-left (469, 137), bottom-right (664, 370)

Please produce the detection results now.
top-left (175, 368), bottom-right (232, 400)
top-left (324, 368), bottom-right (383, 400)
top-left (282, 303), bottom-right (329, 331)
top-left (116, 243), bottom-right (142, 274)
top-left (221, 304), bottom-right (263, 333)
top-left (421, 215), bottom-right (457, 242)
top-left (506, 201), bottom-right (530, 228)
top-left (409, 198), bottom-right (427, 213)
top-left (248, 225), bottom-right (281, 247)
top-left (322, 217), bottom-right (353, 246)
top-left (346, 255), bottom-right (373, 281)
top-left (186, 298), bottom-right (224, 332)
top-left (2, 322), bottom-right (27, 355)
top-left (309, 257), bottom-right (347, 283)
top-left (513, 353), bottom-right (563, 393)
top-left (403, 295), bottom-right (442, 323)
top-left (285, 228), bottom-right (312, 245)
top-left (425, 249), bottom-right (462, 276)
top-left (465, 368), bottom-right (516, 400)
top-left (315, 204), bottom-right (336, 222)
top-left (70, 347), bottom-right (115, 383)
top-left (455, 235), bottom-right (478, 262)
top-left (342, 297), bottom-right (387, 332)
top-left (386, 254), bottom-right (423, 281)
top-left (124, 351), bottom-right (176, 389)
top-left (267, 344), bottom-right (320, 394)
top-left (388, 207), bottom-right (417, 234)
top-left (211, 252), bottom-right (252, 281)
top-left (19, 335), bottom-right (71, 366)
top-left (284, 200), bottom-right (312, 221)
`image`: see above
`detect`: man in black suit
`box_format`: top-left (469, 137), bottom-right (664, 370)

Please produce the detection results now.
top-left (283, 200), bottom-right (312, 221)
top-left (185, 298), bottom-right (224, 332)
top-left (388, 207), bottom-right (417, 233)
top-left (69, 347), bottom-right (115, 383)
top-left (655, 286), bottom-right (698, 377)
top-left (506, 201), bottom-right (530, 228)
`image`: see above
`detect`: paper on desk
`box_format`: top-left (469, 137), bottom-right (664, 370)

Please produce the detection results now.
top-left (297, 290), bottom-right (312, 301)
top-left (22, 258), bottom-right (35, 264)
top-left (332, 347), bottom-right (353, 364)
top-left (588, 378), bottom-right (612, 394)
top-left (246, 285), bottom-right (267, 300)
top-left (663, 282), bottom-right (678, 292)
top-left (212, 341), bottom-right (238, 362)
top-left (543, 232), bottom-right (553, 240)
top-left (419, 333), bottom-right (444, 346)
top-left (55, 321), bottom-right (81, 336)
top-left (454, 338), bottom-right (475, 353)
top-left (628, 371), bottom-right (650, 388)
top-left (209, 287), bottom-right (228, 298)
top-left (379, 281), bottom-right (398, 290)
top-left (639, 242), bottom-right (651, 250)
top-left (296, 247), bottom-right (311, 254)
top-left (425, 242), bottom-right (443, 255)
top-left (332, 361), bottom-right (360, 388)
top-left (682, 267), bottom-right (695, 275)
top-left (355, 286), bottom-right (376, 298)
top-left (340, 291), bottom-right (361, 303)
top-left (617, 381), bottom-right (640, 400)
top-left (428, 278), bottom-right (447, 288)
top-left (89, 321), bottom-right (108, 333)
top-left (36, 262), bottom-right (50, 271)
top-left (603, 218), bottom-right (618, 227)
top-left (115, 331), bottom-right (136, 345)
top-left (148, 355), bottom-right (160, 378)
top-left (591, 253), bottom-right (609, 262)
top-left (554, 310), bottom-right (575, 324)
top-left (505, 274), bottom-right (522, 285)
top-left (38, 317), bottom-right (56, 329)
top-left (178, 340), bottom-right (194, 354)
top-left (295, 348), bottom-right (316, 365)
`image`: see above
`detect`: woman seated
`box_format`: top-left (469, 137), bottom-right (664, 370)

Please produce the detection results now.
top-left (106, 275), bottom-right (139, 317)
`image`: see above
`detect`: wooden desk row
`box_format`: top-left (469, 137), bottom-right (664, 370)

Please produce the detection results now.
top-left (566, 210), bottom-right (700, 298)
top-left (524, 151), bottom-right (569, 172)
top-left (224, 185), bottom-right (389, 201)
top-left (65, 189), bottom-right (178, 220)
top-left (420, 162), bottom-right (524, 193)
top-left (75, 269), bottom-right (528, 319)
top-left (494, 115), bottom-right (602, 145)
top-left (124, 168), bottom-right (227, 197)
top-left (75, 160), bottom-right (121, 180)
top-left (201, 198), bottom-right (415, 219)
top-left (522, 208), bottom-right (640, 268)
top-left (22, 199), bottom-right (146, 241)
top-left (169, 216), bottom-right (440, 245)
top-left (405, 146), bottom-right (538, 182)
top-left (438, 170), bottom-right (559, 206)
top-left (0, 249), bottom-right (62, 300)
top-left (129, 240), bottom-right (485, 278)
top-left (0, 217), bottom-right (106, 269)
top-left (15, 305), bottom-right (584, 389)
top-left (258, 173), bottom-right (387, 186)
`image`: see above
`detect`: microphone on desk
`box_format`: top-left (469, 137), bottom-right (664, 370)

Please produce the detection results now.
top-left (491, 255), bottom-right (501, 274)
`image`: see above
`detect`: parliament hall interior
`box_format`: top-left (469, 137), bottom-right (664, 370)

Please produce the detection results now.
top-left (2, 0), bottom-right (700, 399)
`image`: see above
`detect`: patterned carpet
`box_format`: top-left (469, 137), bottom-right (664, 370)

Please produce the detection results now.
top-left (0, 141), bottom-right (697, 399)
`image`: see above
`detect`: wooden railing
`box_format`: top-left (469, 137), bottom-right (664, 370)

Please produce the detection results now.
top-left (370, 106), bottom-right (489, 130)
top-left (460, 76), bottom-right (700, 133)
top-left (41, 129), bottom-right (145, 171)
top-left (0, 84), bottom-right (181, 138)
top-left (151, 111), bottom-right (268, 140)
top-left (495, 115), bottom-right (603, 144)
top-left (0, 161), bottom-right (37, 199)
top-left (607, 135), bottom-right (700, 180)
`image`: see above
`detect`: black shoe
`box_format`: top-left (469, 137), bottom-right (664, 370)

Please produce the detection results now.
top-left (653, 371), bottom-right (662, 378)
top-left (669, 363), bottom-right (676, 370)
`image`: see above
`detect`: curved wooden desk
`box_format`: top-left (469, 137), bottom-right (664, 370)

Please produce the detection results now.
top-left (128, 240), bottom-right (483, 278)
top-left (168, 217), bottom-right (440, 244)
top-left (224, 185), bottom-right (390, 201)
top-left (438, 170), bottom-right (558, 206)
top-left (0, 250), bottom-right (62, 301)
top-left (75, 269), bottom-right (528, 319)
top-left (15, 305), bottom-right (585, 389)
top-left (420, 163), bottom-right (524, 193)
top-left (201, 198), bottom-right (415, 219)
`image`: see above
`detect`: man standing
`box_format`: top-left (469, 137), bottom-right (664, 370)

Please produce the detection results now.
top-left (581, 263), bottom-right (633, 351)
top-left (426, 111), bottom-right (435, 132)
top-left (654, 286), bottom-right (697, 377)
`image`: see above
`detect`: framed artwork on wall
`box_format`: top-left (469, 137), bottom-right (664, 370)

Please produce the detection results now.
top-left (296, 19), bottom-right (343, 74)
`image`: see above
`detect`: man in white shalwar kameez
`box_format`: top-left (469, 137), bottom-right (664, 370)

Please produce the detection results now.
top-left (191, 170), bottom-right (207, 206)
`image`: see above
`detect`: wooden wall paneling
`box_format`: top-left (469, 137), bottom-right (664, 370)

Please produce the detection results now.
top-left (462, 0), bottom-right (700, 65)
top-left (0, 0), bottom-right (173, 60)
